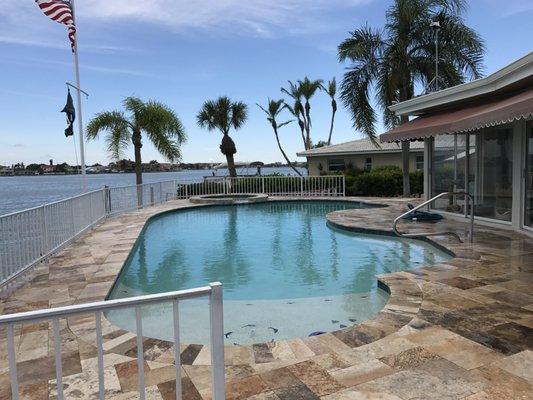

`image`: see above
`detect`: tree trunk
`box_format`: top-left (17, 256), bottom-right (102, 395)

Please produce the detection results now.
top-left (399, 87), bottom-right (411, 197)
top-left (226, 153), bottom-right (237, 178)
top-left (273, 126), bottom-right (302, 176)
top-left (327, 103), bottom-right (336, 146)
top-left (298, 119), bottom-right (307, 150)
top-left (305, 102), bottom-right (312, 149)
top-left (220, 133), bottom-right (237, 177)
top-left (133, 130), bottom-right (143, 207)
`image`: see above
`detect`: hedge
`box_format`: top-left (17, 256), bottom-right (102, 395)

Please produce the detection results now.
top-left (345, 165), bottom-right (424, 197)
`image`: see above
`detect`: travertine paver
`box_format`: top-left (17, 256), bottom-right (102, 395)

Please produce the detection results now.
top-left (0, 197), bottom-right (532, 399)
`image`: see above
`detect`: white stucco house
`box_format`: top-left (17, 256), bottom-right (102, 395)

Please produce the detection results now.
top-left (297, 138), bottom-right (424, 176)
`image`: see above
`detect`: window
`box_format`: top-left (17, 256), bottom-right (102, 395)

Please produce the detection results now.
top-left (416, 155), bottom-right (424, 170)
top-left (430, 126), bottom-right (514, 222)
top-left (431, 134), bottom-right (466, 213)
top-left (328, 159), bottom-right (345, 172)
top-left (471, 125), bottom-right (514, 221)
top-left (364, 157), bottom-right (372, 171)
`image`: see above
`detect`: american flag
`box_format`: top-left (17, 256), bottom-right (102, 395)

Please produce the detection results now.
top-left (35, 0), bottom-right (76, 52)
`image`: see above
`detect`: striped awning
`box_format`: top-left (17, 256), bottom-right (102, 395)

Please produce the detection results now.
top-left (380, 89), bottom-right (533, 142)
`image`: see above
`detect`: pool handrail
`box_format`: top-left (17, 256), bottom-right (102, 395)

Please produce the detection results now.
top-left (393, 191), bottom-right (474, 243)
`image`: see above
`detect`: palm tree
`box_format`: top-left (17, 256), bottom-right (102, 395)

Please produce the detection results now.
top-left (321, 78), bottom-right (337, 146)
top-left (257, 99), bottom-right (302, 177)
top-left (281, 82), bottom-right (308, 150)
top-left (338, 0), bottom-right (484, 196)
top-left (297, 77), bottom-right (323, 148)
top-left (197, 96), bottom-right (248, 178)
top-left (86, 96), bottom-right (186, 186)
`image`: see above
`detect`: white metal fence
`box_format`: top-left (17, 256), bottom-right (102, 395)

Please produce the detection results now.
top-left (0, 282), bottom-right (225, 400)
top-left (107, 180), bottom-right (178, 215)
top-left (0, 189), bottom-right (107, 289)
top-left (0, 176), bottom-right (344, 291)
top-left (0, 181), bottom-right (179, 290)
top-left (177, 175), bottom-right (345, 198)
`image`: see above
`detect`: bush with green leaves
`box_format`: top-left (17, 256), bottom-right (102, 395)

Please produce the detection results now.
top-left (345, 165), bottom-right (423, 197)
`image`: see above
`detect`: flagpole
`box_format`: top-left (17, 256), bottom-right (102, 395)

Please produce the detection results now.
top-left (70, 0), bottom-right (87, 192)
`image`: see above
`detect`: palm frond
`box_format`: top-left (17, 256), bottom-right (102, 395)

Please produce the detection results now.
top-left (340, 67), bottom-right (377, 141)
top-left (137, 100), bottom-right (187, 162)
top-left (230, 101), bottom-right (248, 130)
top-left (197, 96), bottom-right (247, 135)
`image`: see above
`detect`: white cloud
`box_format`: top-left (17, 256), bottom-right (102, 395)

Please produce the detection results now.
top-left (80, 0), bottom-right (372, 36)
top-left (0, 0), bottom-right (371, 49)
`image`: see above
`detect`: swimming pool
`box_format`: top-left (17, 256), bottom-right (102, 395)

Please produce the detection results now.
top-left (107, 201), bottom-right (451, 345)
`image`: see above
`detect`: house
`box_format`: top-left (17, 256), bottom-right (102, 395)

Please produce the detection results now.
top-left (297, 138), bottom-right (424, 175)
top-left (381, 52), bottom-right (533, 233)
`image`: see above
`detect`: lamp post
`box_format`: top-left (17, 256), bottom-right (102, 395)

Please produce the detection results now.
top-left (430, 20), bottom-right (441, 91)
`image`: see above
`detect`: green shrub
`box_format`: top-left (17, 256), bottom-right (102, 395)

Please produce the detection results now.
top-left (409, 170), bottom-right (424, 196)
top-left (345, 165), bottom-right (423, 197)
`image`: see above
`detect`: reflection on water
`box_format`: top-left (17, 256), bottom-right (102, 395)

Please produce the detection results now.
top-left (108, 201), bottom-right (451, 344)
top-left (111, 201), bottom-right (450, 301)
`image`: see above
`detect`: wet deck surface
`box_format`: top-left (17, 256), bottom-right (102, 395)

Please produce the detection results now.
top-left (0, 197), bottom-right (531, 399)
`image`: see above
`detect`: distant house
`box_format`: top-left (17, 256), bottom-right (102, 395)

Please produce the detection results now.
top-left (297, 138), bottom-right (424, 175)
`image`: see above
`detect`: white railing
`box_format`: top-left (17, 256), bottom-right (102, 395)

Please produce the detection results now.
top-left (177, 175), bottom-right (345, 198)
top-left (0, 282), bottom-right (226, 400)
top-left (106, 180), bottom-right (177, 215)
top-left (0, 189), bottom-right (107, 289)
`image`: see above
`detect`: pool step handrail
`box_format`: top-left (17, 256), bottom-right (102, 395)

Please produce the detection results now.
top-left (393, 191), bottom-right (474, 243)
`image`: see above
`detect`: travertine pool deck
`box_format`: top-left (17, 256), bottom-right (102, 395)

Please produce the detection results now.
top-left (0, 197), bottom-right (532, 400)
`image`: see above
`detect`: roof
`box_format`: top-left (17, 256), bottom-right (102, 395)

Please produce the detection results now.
top-left (297, 138), bottom-right (424, 157)
top-left (381, 88), bottom-right (533, 142)
top-left (389, 52), bottom-right (533, 117)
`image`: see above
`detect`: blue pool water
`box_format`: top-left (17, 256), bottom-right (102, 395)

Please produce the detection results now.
top-left (107, 201), bottom-right (451, 344)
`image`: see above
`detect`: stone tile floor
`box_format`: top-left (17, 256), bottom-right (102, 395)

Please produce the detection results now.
top-left (0, 197), bottom-right (532, 399)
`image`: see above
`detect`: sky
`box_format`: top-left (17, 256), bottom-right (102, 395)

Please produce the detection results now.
top-left (0, 0), bottom-right (532, 166)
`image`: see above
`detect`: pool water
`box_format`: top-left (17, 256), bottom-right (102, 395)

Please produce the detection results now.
top-left (107, 201), bottom-right (450, 344)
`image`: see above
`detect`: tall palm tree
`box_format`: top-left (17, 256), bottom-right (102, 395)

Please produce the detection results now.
top-left (257, 99), bottom-right (302, 176)
top-left (86, 96), bottom-right (186, 186)
top-left (281, 81), bottom-right (308, 150)
top-left (197, 96), bottom-right (248, 178)
top-left (338, 0), bottom-right (484, 195)
top-left (321, 78), bottom-right (337, 146)
top-left (298, 77), bottom-right (323, 148)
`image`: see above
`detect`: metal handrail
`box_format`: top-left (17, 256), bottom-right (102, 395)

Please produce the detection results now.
top-left (0, 283), bottom-right (226, 400)
top-left (393, 191), bottom-right (474, 243)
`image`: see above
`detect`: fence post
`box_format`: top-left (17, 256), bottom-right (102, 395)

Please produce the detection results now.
top-left (300, 177), bottom-right (304, 197)
top-left (342, 176), bottom-right (346, 197)
top-left (150, 187), bottom-right (155, 206)
top-left (104, 186), bottom-right (111, 215)
top-left (209, 282), bottom-right (225, 400)
top-left (40, 206), bottom-right (48, 258)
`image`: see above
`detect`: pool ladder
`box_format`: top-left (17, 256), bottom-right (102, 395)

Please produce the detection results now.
top-left (393, 191), bottom-right (474, 243)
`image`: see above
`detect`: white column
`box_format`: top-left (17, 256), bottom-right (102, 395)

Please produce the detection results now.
top-left (512, 120), bottom-right (525, 230)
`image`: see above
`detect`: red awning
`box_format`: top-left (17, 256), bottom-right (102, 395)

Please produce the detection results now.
top-left (380, 89), bottom-right (533, 142)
